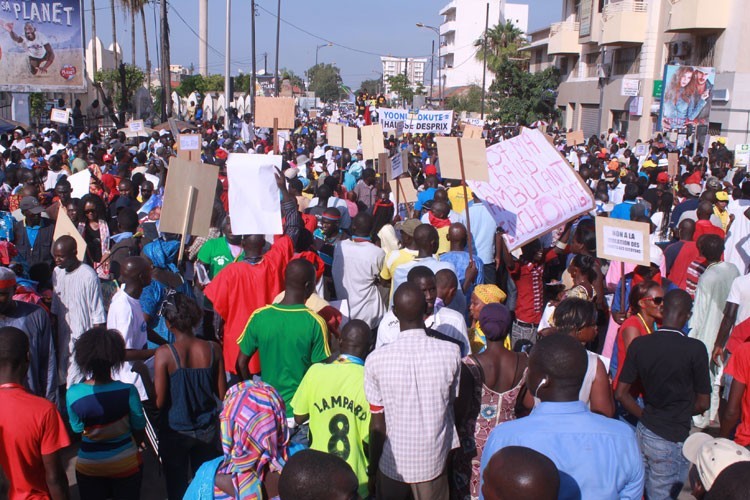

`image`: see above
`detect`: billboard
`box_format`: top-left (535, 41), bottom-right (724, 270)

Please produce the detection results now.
top-left (659, 64), bottom-right (715, 132)
top-left (0, 0), bottom-right (85, 92)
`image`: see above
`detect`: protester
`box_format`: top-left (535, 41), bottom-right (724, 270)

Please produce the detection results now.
top-left (682, 433), bottom-right (750, 499)
top-left (13, 195), bottom-right (55, 269)
top-left (481, 446), bottom-right (559, 500)
top-left (278, 449), bottom-right (360, 500)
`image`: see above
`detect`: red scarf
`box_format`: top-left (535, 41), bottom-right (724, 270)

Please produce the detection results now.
top-left (428, 212), bottom-right (451, 229)
top-left (372, 199), bottom-right (393, 218)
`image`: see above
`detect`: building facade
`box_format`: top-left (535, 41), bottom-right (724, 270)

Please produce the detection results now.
top-left (523, 0), bottom-right (750, 145)
top-left (380, 56), bottom-right (427, 95)
top-left (439, 0), bottom-right (529, 89)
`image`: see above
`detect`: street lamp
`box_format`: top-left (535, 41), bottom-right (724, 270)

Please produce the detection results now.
top-left (416, 22), bottom-right (442, 106)
top-left (315, 42), bottom-right (332, 67)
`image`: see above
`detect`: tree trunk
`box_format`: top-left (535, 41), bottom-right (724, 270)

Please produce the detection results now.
top-left (160, 0), bottom-right (171, 119)
top-left (90, 0), bottom-right (98, 78)
top-left (141, 6), bottom-right (151, 92)
top-left (110, 0), bottom-right (118, 67)
top-left (131, 7), bottom-right (136, 66)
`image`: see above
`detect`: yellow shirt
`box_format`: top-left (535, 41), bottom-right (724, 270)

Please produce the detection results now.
top-left (714, 206), bottom-right (729, 231)
top-left (446, 186), bottom-right (474, 213)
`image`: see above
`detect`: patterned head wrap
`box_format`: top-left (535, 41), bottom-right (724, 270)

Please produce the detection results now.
top-left (142, 239), bottom-right (179, 273)
top-left (473, 284), bottom-right (507, 305)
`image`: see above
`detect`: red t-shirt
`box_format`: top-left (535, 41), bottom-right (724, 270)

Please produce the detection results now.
top-left (0, 385), bottom-right (70, 500)
top-left (614, 315), bottom-right (651, 390)
top-left (668, 241), bottom-right (699, 290)
top-left (694, 220), bottom-right (725, 241)
top-left (509, 261), bottom-right (545, 324)
top-left (205, 235), bottom-right (293, 374)
top-left (725, 342), bottom-right (750, 446)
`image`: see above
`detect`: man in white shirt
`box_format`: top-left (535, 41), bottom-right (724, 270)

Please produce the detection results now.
top-left (4, 22), bottom-right (55, 75)
top-left (107, 257), bottom-right (164, 400)
top-left (332, 213), bottom-right (386, 330)
top-left (377, 266), bottom-right (470, 356)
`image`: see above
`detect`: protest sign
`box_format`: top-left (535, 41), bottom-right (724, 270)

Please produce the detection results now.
top-left (667, 153), bottom-right (679, 177)
top-left (0, 0), bottom-right (85, 92)
top-left (361, 124), bottom-right (385, 160)
top-left (378, 153), bottom-right (390, 183)
top-left (735, 144), bottom-right (750, 167)
top-left (566, 130), bottom-right (584, 146)
top-left (343, 126), bottom-right (359, 151)
top-left (309, 110), bottom-right (317, 119)
top-left (378, 108), bottom-right (453, 135)
top-left (435, 137), bottom-right (489, 182)
top-left (53, 207), bottom-right (87, 261)
top-left (467, 128), bottom-right (594, 250)
top-left (390, 178), bottom-right (417, 204)
top-left (595, 217), bottom-right (651, 266)
top-left (463, 117), bottom-right (485, 127)
top-left (226, 153), bottom-right (283, 236)
top-left (463, 124), bottom-right (484, 139)
top-left (255, 97), bottom-right (295, 129)
top-left (67, 169), bottom-right (91, 198)
top-left (50, 108), bottom-right (69, 124)
top-left (327, 123), bottom-right (343, 148)
top-left (179, 134), bottom-right (201, 150)
top-left (390, 150), bottom-right (406, 179)
top-left (128, 120), bottom-right (145, 133)
top-left (160, 158), bottom-right (219, 241)
top-left (634, 143), bottom-right (648, 157)
top-left (395, 121), bottom-right (405, 138)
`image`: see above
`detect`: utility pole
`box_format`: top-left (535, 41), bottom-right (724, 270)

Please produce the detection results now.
top-left (160, 0), bottom-right (171, 120)
top-left (480, 3), bottom-right (489, 119)
top-left (224, 0), bottom-right (231, 132)
top-left (429, 40), bottom-right (434, 102)
top-left (263, 52), bottom-right (268, 74)
top-left (274, 0), bottom-right (281, 96)
top-left (250, 0), bottom-right (257, 114)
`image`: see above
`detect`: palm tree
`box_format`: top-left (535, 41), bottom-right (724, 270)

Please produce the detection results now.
top-left (90, 0), bottom-right (98, 77)
top-left (110, 0), bottom-right (118, 67)
top-left (140, 3), bottom-right (151, 91)
top-left (474, 21), bottom-right (528, 72)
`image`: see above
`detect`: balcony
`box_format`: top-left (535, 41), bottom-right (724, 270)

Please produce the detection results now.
top-left (667, 0), bottom-right (729, 32)
top-left (601, 1), bottom-right (648, 45)
top-left (440, 20), bottom-right (456, 35)
top-left (439, 1), bottom-right (456, 16)
top-left (548, 21), bottom-right (582, 55)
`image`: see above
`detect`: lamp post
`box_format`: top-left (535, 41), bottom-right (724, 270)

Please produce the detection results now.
top-left (416, 23), bottom-right (441, 106)
top-left (315, 42), bottom-right (332, 67)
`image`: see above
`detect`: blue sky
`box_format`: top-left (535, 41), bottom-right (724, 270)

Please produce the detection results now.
top-left (90, 0), bottom-right (561, 87)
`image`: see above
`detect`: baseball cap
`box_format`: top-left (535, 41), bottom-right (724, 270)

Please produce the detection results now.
top-left (683, 433), bottom-right (750, 491)
top-left (102, 154), bottom-right (113, 162)
top-left (716, 191), bottom-right (729, 201)
top-left (425, 165), bottom-right (438, 176)
top-left (395, 218), bottom-right (421, 237)
top-left (657, 172), bottom-right (670, 183)
top-left (19, 196), bottom-right (44, 214)
top-left (686, 183), bottom-right (702, 196)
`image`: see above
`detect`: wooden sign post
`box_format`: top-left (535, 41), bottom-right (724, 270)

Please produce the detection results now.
top-left (177, 186), bottom-right (197, 263)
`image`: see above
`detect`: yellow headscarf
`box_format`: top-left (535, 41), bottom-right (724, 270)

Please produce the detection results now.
top-left (471, 285), bottom-right (510, 352)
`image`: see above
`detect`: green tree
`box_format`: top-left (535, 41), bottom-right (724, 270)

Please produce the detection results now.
top-left (487, 60), bottom-right (559, 124)
top-left (281, 68), bottom-right (305, 91)
top-left (445, 85), bottom-right (483, 114)
top-left (387, 73), bottom-right (415, 106)
top-left (475, 21), bottom-right (529, 73)
top-left (307, 63), bottom-right (343, 102)
top-left (176, 74), bottom-right (225, 97)
top-left (359, 78), bottom-right (381, 95)
top-left (95, 63), bottom-right (145, 126)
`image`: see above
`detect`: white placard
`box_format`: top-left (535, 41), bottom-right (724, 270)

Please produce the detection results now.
top-left (595, 217), bottom-right (651, 266)
top-left (227, 153), bottom-right (283, 235)
top-left (378, 108), bottom-right (453, 135)
top-left (129, 120), bottom-right (145, 133)
top-left (68, 169), bottom-right (91, 198)
top-left (467, 128), bottom-right (594, 250)
top-left (395, 121), bottom-right (405, 138)
top-left (634, 143), bottom-right (648, 157)
top-left (621, 79), bottom-right (640, 97)
top-left (179, 134), bottom-right (201, 151)
top-left (390, 151), bottom-right (405, 179)
top-left (50, 108), bottom-right (69, 124)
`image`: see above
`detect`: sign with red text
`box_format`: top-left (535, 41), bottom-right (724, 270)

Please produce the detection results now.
top-left (467, 128), bottom-right (594, 250)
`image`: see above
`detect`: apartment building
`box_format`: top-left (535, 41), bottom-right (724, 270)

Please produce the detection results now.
top-left (522, 0), bottom-right (750, 145)
top-left (440, 0), bottom-right (529, 89)
top-left (380, 56), bottom-right (427, 95)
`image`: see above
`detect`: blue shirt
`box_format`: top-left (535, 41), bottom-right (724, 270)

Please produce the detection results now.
top-left (480, 401), bottom-right (644, 500)
top-left (609, 201), bottom-right (637, 221)
top-left (414, 187), bottom-right (437, 211)
top-left (468, 203), bottom-right (497, 264)
top-left (25, 224), bottom-right (40, 248)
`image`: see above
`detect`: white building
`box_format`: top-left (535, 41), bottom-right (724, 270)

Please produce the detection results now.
top-left (380, 56), bottom-right (427, 94)
top-left (439, 0), bottom-right (529, 90)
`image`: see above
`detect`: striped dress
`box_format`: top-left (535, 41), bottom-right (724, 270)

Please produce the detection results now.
top-left (66, 381), bottom-right (146, 477)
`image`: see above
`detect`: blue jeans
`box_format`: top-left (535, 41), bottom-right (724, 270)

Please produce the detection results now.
top-left (637, 422), bottom-right (688, 499)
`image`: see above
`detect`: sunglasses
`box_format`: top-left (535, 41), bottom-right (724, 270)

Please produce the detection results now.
top-left (643, 296), bottom-right (664, 305)
top-left (84, 209), bottom-right (97, 214)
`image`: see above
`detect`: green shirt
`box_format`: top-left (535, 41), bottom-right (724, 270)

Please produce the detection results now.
top-left (292, 360), bottom-right (371, 498)
top-left (237, 304), bottom-right (330, 417)
top-left (197, 236), bottom-right (243, 278)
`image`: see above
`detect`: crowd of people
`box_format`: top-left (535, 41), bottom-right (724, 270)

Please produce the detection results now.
top-left (0, 99), bottom-right (750, 500)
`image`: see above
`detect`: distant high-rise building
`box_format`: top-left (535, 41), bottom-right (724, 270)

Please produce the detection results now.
top-left (380, 56), bottom-right (428, 95)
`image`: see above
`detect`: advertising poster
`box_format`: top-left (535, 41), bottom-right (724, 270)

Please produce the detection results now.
top-left (659, 64), bottom-right (715, 132)
top-left (0, 0), bottom-right (85, 91)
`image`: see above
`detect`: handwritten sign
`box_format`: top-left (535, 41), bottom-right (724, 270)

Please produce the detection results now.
top-left (634, 143), bottom-right (648, 157)
top-left (391, 150), bottom-right (406, 179)
top-left (128, 120), bottom-right (145, 133)
top-left (50, 108), bottom-right (69, 124)
top-left (255, 97), bottom-right (295, 129)
top-left (595, 217), bottom-right (651, 266)
top-left (467, 128), bottom-right (594, 250)
top-left (179, 134), bottom-right (201, 151)
top-left (378, 108), bottom-right (453, 135)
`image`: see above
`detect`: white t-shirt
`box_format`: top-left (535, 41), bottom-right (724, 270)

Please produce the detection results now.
top-left (725, 199), bottom-right (750, 275)
top-left (107, 288), bottom-right (149, 400)
top-left (44, 170), bottom-right (66, 191)
top-left (332, 239), bottom-right (385, 329)
top-left (24, 31), bottom-right (50, 59)
top-left (727, 274), bottom-right (750, 336)
top-left (376, 307), bottom-right (470, 357)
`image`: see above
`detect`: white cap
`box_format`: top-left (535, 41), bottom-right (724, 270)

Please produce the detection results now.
top-left (683, 433), bottom-right (750, 490)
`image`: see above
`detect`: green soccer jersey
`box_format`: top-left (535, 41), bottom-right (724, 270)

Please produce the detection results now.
top-left (197, 236), bottom-right (244, 278)
top-left (291, 360), bottom-right (371, 498)
top-left (237, 304), bottom-right (330, 417)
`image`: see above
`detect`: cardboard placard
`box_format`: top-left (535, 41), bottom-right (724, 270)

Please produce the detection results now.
top-left (667, 153), bottom-right (679, 177)
top-left (128, 120), bottom-right (145, 133)
top-left (361, 124), bottom-right (385, 160)
top-left (435, 137), bottom-right (489, 182)
top-left (226, 153), bottom-right (283, 235)
top-left (309, 110), bottom-right (318, 119)
top-left (255, 97), bottom-right (295, 129)
top-left (50, 108), bottom-right (69, 124)
top-left (328, 123), bottom-right (343, 148)
top-left (566, 130), bottom-right (584, 146)
top-left (343, 126), bottom-right (359, 151)
top-left (179, 134), bottom-right (201, 151)
top-left (595, 217), bottom-right (651, 266)
top-left (463, 124), bottom-right (484, 139)
top-left (391, 150), bottom-right (406, 179)
top-left (159, 157), bottom-right (220, 238)
top-left (53, 208), bottom-right (87, 261)
top-left (467, 128), bottom-right (594, 250)
top-left (389, 178), bottom-right (417, 203)
top-left (67, 169), bottom-right (91, 199)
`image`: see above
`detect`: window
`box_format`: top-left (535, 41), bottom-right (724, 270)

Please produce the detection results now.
top-left (612, 47), bottom-right (641, 75)
top-left (585, 52), bottom-right (600, 77)
top-left (559, 56), bottom-right (569, 76)
top-left (535, 51), bottom-right (543, 65)
top-left (695, 34), bottom-right (717, 67)
top-left (612, 110), bottom-right (628, 135)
